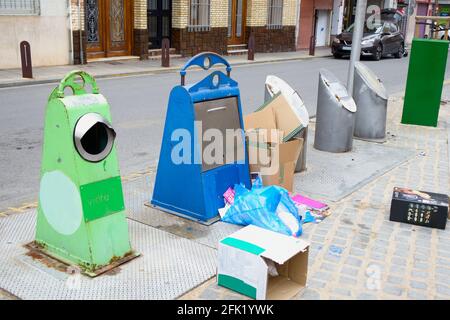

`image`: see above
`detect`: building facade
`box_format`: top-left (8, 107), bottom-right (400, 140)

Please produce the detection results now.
top-left (0, 0), bottom-right (299, 68)
top-left (0, 0), bottom-right (71, 69)
top-left (297, 0), bottom-right (344, 50)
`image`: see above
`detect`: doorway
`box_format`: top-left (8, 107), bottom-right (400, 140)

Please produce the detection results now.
top-left (228, 0), bottom-right (247, 45)
top-left (85, 0), bottom-right (133, 59)
top-left (148, 0), bottom-right (172, 49)
top-left (315, 10), bottom-right (330, 47)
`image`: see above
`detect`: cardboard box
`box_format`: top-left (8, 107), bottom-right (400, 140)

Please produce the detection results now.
top-left (256, 94), bottom-right (304, 141)
top-left (390, 187), bottom-right (449, 230)
top-left (217, 225), bottom-right (309, 300)
top-left (244, 103), bottom-right (303, 192)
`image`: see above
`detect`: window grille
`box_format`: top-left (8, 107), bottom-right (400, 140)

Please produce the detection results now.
top-left (0, 0), bottom-right (40, 15)
top-left (188, 0), bottom-right (211, 32)
top-left (267, 0), bottom-right (283, 30)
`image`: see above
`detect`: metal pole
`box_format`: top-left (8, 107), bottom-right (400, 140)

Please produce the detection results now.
top-left (346, 0), bottom-right (367, 96)
top-left (78, 0), bottom-right (84, 65)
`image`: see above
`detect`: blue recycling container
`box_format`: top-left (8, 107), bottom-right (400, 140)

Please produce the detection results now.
top-left (151, 52), bottom-right (251, 223)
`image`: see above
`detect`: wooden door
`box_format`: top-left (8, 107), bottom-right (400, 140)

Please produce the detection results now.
top-left (228, 0), bottom-right (247, 45)
top-left (86, 0), bottom-right (133, 59)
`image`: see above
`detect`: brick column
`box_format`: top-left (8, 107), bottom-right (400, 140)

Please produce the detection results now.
top-left (133, 0), bottom-right (149, 60)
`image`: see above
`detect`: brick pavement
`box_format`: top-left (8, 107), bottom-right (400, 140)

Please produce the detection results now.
top-left (181, 86), bottom-right (450, 300)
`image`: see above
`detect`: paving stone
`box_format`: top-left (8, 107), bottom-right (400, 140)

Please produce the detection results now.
top-left (339, 276), bottom-right (358, 286)
top-left (370, 252), bottom-right (386, 261)
top-left (435, 266), bottom-right (450, 277)
top-left (407, 290), bottom-right (428, 300)
top-left (414, 261), bottom-right (430, 270)
top-left (345, 257), bottom-right (363, 267)
top-left (389, 266), bottom-right (406, 275)
top-left (391, 257), bottom-right (407, 267)
top-left (410, 280), bottom-right (427, 290)
top-left (383, 285), bottom-right (404, 297)
top-left (356, 292), bottom-right (378, 300)
top-left (320, 262), bottom-right (338, 272)
top-left (387, 275), bottom-right (405, 285)
top-left (436, 284), bottom-right (450, 296)
top-left (350, 247), bottom-right (366, 257)
top-left (332, 287), bottom-right (352, 297)
top-left (410, 269), bottom-right (429, 280)
top-left (341, 266), bottom-right (359, 277)
top-left (393, 249), bottom-right (409, 258)
top-left (307, 279), bottom-right (327, 289)
top-left (297, 288), bottom-right (321, 300)
top-left (313, 271), bottom-right (333, 282)
top-left (199, 286), bottom-right (222, 300)
top-left (324, 253), bottom-right (342, 263)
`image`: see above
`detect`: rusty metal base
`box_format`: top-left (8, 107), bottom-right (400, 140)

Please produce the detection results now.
top-left (24, 242), bottom-right (140, 278)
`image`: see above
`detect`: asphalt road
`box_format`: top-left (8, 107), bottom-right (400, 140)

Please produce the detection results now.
top-left (1, 55), bottom-right (449, 209)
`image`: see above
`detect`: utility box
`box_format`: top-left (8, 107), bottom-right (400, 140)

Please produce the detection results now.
top-left (353, 62), bottom-right (388, 141)
top-left (151, 53), bottom-right (251, 224)
top-left (314, 69), bottom-right (357, 153)
top-left (264, 75), bottom-right (309, 172)
top-left (34, 71), bottom-right (138, 277)
top-left (402, 39), bottom-right (449, 127)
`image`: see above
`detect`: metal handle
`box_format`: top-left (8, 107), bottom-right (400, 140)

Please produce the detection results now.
top-left (50, 70), bottom-right (99, 100)
top-left (180, 52), bottom-right (232, 86)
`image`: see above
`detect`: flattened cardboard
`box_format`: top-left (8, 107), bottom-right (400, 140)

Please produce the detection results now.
top-left (247, 138), bottom-right (303, 192)
top-left (257, 94), bottom-right (303, 142)
top-left (217, 225), bottom-right (309, 300)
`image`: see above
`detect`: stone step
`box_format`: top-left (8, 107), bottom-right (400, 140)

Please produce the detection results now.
top-left (227, 44), bottom-right (248, 49)
top-left (227, 49), bottom-right (249, 56)
top-left (148, 54), bottom-right (183, 60)
top-left (148, 48), bottom-right (177, 56)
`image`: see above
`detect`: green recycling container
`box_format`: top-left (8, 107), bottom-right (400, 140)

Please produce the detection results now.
top-left (402, 38), bottom-right (449, 127)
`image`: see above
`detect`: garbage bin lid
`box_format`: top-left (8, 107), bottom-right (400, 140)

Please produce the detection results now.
top-left (319, 69), bottom-right (357, 113)
top-left (74, 113), bottom-right (116, 163)
top-left (265, 75), bottom-right (310, 128)
top-left (355, 62), bottom-right (388, 100)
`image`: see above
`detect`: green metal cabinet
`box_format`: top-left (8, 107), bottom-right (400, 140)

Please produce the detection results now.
top-left (402, 38), bottom-right (449, 127)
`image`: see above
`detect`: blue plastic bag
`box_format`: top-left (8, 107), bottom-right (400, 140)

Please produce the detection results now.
top-left (221, 183), bottom-right (303, 237)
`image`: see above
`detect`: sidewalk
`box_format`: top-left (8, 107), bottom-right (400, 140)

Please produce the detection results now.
top-left (0, 84), bottom-right (449, 300)
top-left (0, 49), bottom-right (332, 88)
top-left (182, 86), bottom-right (450, 300)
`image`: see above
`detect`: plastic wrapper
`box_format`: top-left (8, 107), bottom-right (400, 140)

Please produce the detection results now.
top-left (221, 181), bottom-right (303, 237)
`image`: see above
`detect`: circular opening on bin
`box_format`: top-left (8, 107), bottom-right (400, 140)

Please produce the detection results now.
top-left (212, 74), bottom-right (220, 87)
top-left (74, 113), bottom-right (115, 162)
top-left (203, 56), bottom-right (211, 70)
top-left (80, 122), bottom-right (108, 155)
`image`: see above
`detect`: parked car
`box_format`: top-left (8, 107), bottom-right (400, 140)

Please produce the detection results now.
top-left (332, 20), bottom-right (405, 60)
top-left (435, 24), bottom-right (450, 40)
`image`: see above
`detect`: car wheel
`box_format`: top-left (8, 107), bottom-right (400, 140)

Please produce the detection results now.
top-left (333, 53), bottom-right (342, 59)
top-left (394, 43), bottom-right (404, 59)
top-left (373, 44), bottom-right (382, 61)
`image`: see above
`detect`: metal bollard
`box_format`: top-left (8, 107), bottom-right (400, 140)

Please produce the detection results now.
top-left (314, 69), bottom-right (357, 153)
top-left (353, 62), bottom-right (388, 140)
top-left (248, 34), bottom-right (255, 61)
top-left (161, 38), bottom-right (170, 68)
top-left (20, 41), bottom-right (33, 79)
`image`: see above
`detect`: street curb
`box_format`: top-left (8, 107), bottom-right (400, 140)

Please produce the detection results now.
top-left (0, 54), bottom-right (332, 89)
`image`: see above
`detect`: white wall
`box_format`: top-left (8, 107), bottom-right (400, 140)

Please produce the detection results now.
top-left (331, 0), bottom-right (344, 36)
top-left (0, 0), bottom-right (70, 69)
